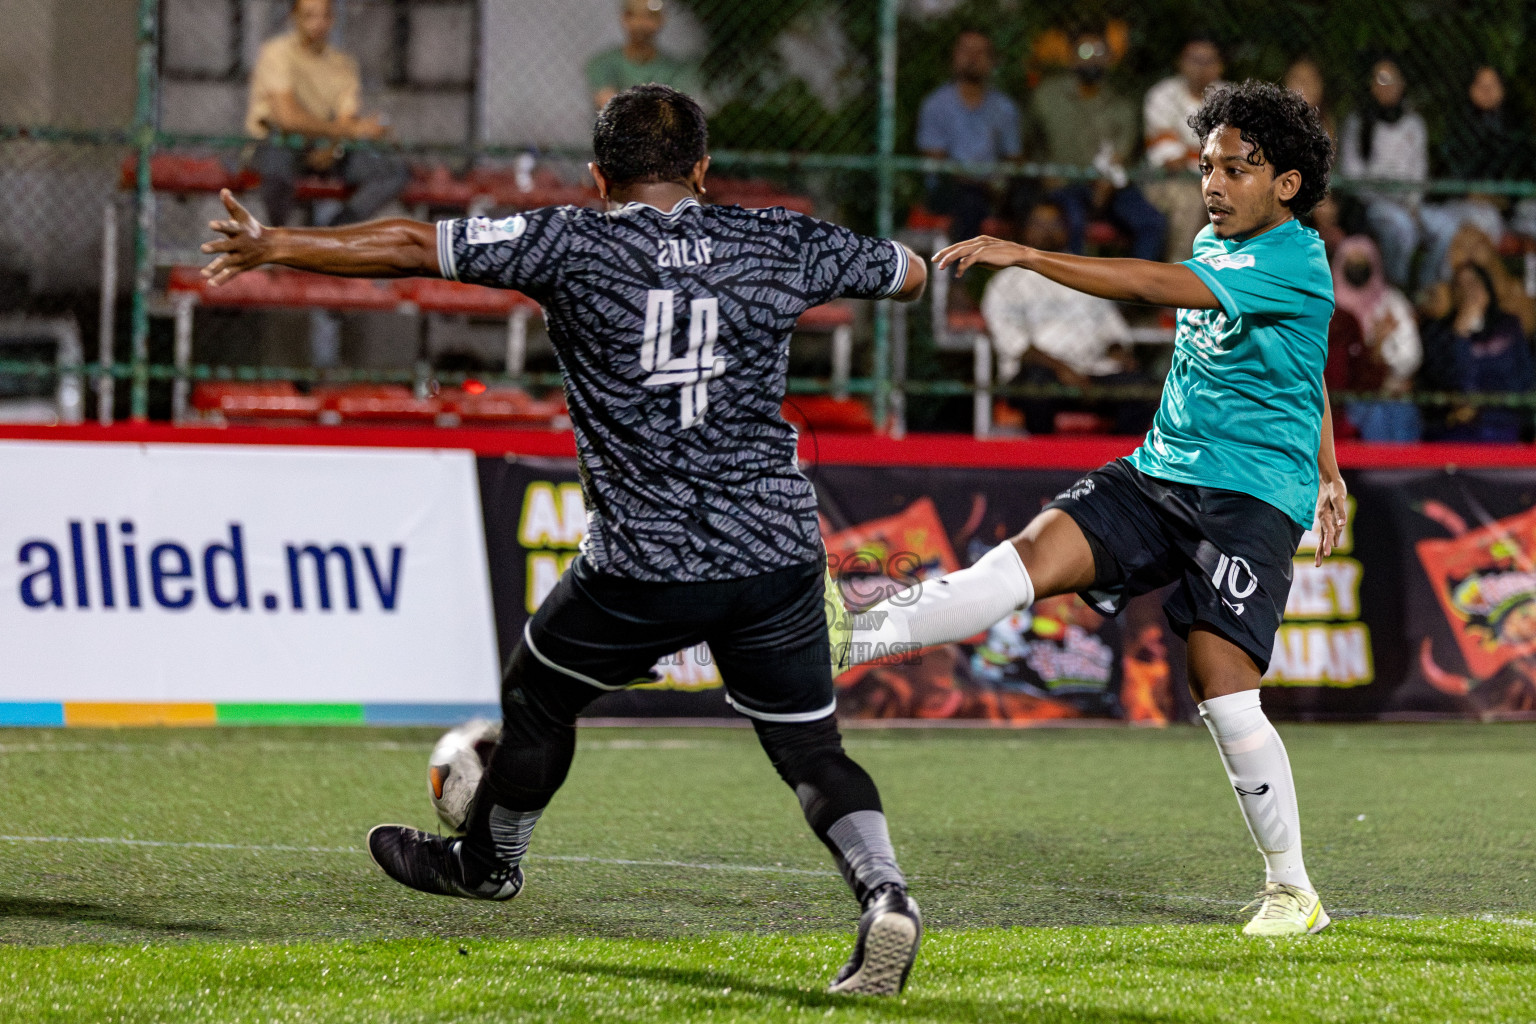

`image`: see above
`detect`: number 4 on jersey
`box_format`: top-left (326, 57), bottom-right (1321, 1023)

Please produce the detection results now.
top-left (642, 289), bottom-right (726, 429)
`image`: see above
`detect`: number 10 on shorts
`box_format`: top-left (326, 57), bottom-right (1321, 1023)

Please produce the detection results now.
top-left (642, 289), bottom-right (726, 429)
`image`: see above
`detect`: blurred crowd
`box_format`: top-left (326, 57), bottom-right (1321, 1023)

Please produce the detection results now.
top-left (237, 0), bottom-right (1536, 442)
top-left (916, 25), bottom-right (1536, 442)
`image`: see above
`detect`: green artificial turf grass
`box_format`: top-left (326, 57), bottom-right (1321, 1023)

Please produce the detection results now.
top-left (0, 723), bottom-right (1532, 1020)
top-left (2, 919), bottom-right (1533, 1023)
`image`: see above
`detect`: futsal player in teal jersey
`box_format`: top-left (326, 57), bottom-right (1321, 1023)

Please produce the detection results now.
top-left (850, 81), bottom-right (1345, 935)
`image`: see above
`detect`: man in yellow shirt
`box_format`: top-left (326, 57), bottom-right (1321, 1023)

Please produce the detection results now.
top-left (246, 0), bottom-right (407, 227)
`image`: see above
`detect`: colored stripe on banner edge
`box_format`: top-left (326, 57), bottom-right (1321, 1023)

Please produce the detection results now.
top-left (0, 703), bottom-right (506, 728)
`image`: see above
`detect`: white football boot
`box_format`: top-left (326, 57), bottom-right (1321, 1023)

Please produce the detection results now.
top-left (1242, 882), bottom-right (1331, 936)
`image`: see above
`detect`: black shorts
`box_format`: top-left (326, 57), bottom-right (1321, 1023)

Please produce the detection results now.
top-left (521, 554), bottom-right (836, 722)
top-left (1043, 458), bottom-right (1305, 674)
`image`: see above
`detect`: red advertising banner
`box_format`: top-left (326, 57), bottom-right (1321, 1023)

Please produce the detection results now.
top-left (477, 456), bottom-right (1536, 723)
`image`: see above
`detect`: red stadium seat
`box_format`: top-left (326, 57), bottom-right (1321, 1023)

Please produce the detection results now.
top-left (401, 278), bottom-right (537, 317)
top-left (291, 177), bottom-right (353, 202)
top-left (120, 154), bottom-right (259, 194)
top-left (126, 151), bottom-right (606, 216)
top-left (440, 386), bottom-right (568, 426)
top-left (781, 395), bottom-right (874, 433)
top-left (189, 381), bottom-right (323, 423)
top-left (1053, 410), bottom-right (1114, 435)
top-left (316, 384), bottom-right (440, 423)
top-left (461, 167), bottom-right (598, 210)
top-left (121, 153), bottom-right (351, 201)
top-left (168, 266), bottom-right (402, 312)
top-left (399, 165), bottom-right (479, 208)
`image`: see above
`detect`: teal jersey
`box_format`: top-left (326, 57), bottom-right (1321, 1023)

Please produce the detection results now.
top-left (1127, 219), bottom-right (1333, 528)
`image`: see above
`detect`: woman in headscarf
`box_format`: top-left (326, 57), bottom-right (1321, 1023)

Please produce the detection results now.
top-left (1339, 58), bottom-right (1429, 288)
top-left (1330, 235), bottom-right (1423, 440)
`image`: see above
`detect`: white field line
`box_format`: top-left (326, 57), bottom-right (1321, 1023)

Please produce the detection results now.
top-left (0, 834), bottom-right (361, 855)
top-left (0, 833), bottom-right (831, 875)
top-left (0, 832), bottom-right (1432, 918)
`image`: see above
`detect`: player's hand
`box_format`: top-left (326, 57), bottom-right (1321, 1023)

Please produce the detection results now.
top-left (200, 189), bottom-right (270, 286)
top-left (1313, 475), bottom-right (1348, 566)
top-left (932, 236), bottom-right (1032, 279)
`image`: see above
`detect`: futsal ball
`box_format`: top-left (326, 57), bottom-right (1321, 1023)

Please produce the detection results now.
top-left (427, 718), bottom-right (501, 833)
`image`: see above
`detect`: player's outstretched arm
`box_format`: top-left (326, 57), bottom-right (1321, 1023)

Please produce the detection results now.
top-left (200, 189), bottom-right (439, 286)
top-left (1313, 383), bottom-right (1348, 567)
top-left (933, 235), bottom-right (1220, 310)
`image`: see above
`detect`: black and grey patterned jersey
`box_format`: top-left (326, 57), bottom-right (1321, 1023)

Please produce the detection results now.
top-left (436, 197), bottom-right (908, 582)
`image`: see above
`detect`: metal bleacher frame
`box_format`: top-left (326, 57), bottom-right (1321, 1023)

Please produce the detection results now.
top-left (118, 0), bottom-right (861, 430)
top-left (115, 159), bottom-right (858, 427)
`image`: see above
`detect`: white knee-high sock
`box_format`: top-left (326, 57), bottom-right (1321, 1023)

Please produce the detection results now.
top-left (852, 542), bottom-right (1034, 664)
top-left (1199, 689), bottom-right (1312, 890)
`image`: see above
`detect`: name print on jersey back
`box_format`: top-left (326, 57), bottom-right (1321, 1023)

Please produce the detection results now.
top-left (437, 198), bottom-right (909, 583)
top-left (656, 236), bottom-right (714, 268)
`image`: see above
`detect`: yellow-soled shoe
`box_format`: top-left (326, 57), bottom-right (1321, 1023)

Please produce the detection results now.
top-left (1241, 883), bottom-right (1331, 936)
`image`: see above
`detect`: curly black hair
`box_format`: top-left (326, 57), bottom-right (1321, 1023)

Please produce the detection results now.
top-left (592, 84), bottom-right (708, 188)
top-left (1187, 79), bottom-right (1334, 217)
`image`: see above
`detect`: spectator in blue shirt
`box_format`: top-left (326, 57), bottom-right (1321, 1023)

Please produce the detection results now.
top-left (916, 31), bottom-right (1024, 249)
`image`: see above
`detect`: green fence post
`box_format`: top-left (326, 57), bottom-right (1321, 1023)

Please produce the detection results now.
top-left (128, 0), bottom-right (159, 421)
top-left (872, 0), bottom-right (898, 430)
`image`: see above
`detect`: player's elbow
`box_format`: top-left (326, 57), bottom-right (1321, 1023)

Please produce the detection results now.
top-left (379, 220), bottom-right (439, 277)
top-left (893, 248), bottom-right (927, 303)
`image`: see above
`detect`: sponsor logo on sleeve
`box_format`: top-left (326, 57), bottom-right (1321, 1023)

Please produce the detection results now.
top-left (1195, 252), bottom-right (1256, 271)
top-left (465, 215), bottom-right (527, 245)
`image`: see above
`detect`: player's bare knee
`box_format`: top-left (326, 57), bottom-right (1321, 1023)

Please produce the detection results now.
top-left (1009, 510), bottom-right (1095, 598)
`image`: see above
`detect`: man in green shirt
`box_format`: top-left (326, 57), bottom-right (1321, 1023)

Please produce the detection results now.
top-left (586, 0), bottom-right (703, 110)
top-left (849, 81), bottom-right (1344, 938)
top-left (1030, 31), bottom-right (1165, 260)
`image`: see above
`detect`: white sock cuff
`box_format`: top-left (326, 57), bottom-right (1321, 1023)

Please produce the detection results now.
top-left (1199, 688), bottom-right (1261, 723)
top-left (1199, 689), bottom-right (1271, 752)
top-left (976, 541), bottom-right (1034, 611)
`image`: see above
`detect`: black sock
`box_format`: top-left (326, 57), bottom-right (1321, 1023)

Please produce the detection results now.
top-left (753, 716), bottom-right (906, 904)
top-left (460, 642), bottom-right (593, 882)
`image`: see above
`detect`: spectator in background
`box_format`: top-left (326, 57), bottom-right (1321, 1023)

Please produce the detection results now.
top-left (1421, 262), bottom-right (1534, 442)
top-left (1284, 57), bottom-right (1335, 140)
top-left (1420, 223), bottom-right (1536, 337)
top-left (1421, 67), bottom-right (1527, 281)
top-left (1339, 58), bottom-right (1429, 288)
top-left (916, 31), bottom-right (1023, 250)
top-left (1330, 236), bottom-right (1422, 441)
top-left (587, 0), bottom-right (702, 111)
top-left (1030, 31), bottom-right (1164, 261)
top-left (246, 0), bottom-right (408, 229)
top-left (1025, 19), bottom-right (1130, 89)
top-left (1284, 56), bottom-right (1344, 253)
top-left (981, 201), bottom-right (1156, 435)
top-left (1142, 38), bottom-right (1225, 262)
top-left (1323, 308), bottom-right (1367, 439)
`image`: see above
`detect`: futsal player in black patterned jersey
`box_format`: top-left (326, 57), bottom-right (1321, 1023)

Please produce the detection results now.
top-left (201, 85), bottom-right (928, 995)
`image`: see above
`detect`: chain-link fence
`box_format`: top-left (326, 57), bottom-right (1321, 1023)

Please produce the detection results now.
top-left (5, 0), bottom-right (1536, 434)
